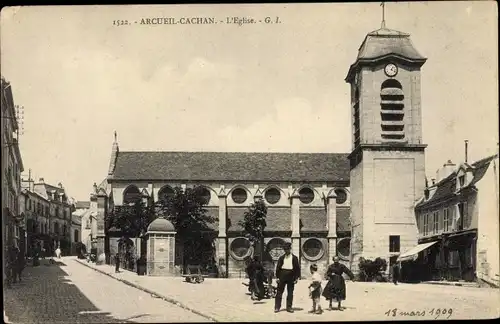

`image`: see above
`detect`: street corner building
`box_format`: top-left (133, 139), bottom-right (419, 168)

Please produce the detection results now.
top-left (409, 154), bottom-right (500, 286)
top-left (19, 179), bottom-right (75, 256)
top-left (88, 23), bottom-right (482, 281)
top-left (2, 77), bottom-right (25, 259)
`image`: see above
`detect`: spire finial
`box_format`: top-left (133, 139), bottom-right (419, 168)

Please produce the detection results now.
top-left (380, 2), bottom-right (386, 28)
top-left (114, 131), bottom-right (117, 143)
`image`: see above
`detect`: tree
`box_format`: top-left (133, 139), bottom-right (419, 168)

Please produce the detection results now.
top-left (239, 198), bottom-right (268, 259)
top-left (156, 186), bottom-right (216, 268)
top-left (105, 199), bottom-right (156, 269)
top-left (105, 199), bottom-right (156, 238)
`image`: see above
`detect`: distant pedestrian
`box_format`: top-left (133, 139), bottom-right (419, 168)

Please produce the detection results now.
top-left (14, 248), bottom-right (25, 282)
top-left (55, 247), bottom-right (61, 259)
top-left (392, 262), bottom-right (400, 285)
top-left (115, 253), bottom-right (120, 273)
top-left (6, 245), bottom-right (17, 287)
top-left (218, 258), bottom-right (227, 278)
top-left (308, 264), bottom-right (323, 314)
top-left (274, 242), bottom-right (301, 313)
top-left (322, 256), bottom-right (355, 310)
top-left (41, 247), bottom-right (46, 259)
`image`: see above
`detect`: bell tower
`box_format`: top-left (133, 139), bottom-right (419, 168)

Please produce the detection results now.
top-left (345, 23), bottom-right (427, 273)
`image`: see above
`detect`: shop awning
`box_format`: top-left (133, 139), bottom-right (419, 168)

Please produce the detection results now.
top-left (397, 241), bottom-right (438, 262)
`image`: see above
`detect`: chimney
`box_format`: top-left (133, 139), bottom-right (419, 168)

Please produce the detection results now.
top-left (93, 182), bottom-right (98, 193)
top-left (39, 177), bottom-right (44, 183)
top-left (464, 140), bottom-right (469, 163)
top-left (58, 182), bottom-right (63, 188)
top-left (437, 159), bottom-right (456, 182)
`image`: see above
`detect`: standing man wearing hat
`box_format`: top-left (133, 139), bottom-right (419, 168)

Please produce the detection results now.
top-left (274, 242), bottom-right (301, 313)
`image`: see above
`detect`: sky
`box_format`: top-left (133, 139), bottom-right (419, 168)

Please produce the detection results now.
top-left (1, 2), bottom-right (498, 201)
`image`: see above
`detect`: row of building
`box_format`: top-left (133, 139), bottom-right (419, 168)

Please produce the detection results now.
top-left (2, 76), bottom-right (84, 265)
top-left (19, 178), bottom-right (79, 256)
top-left (2, 77), bottom-right (25, 259)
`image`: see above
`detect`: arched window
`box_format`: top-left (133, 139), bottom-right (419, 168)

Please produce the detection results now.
top-left (353, 87), bottom-right (361, 147)
top-left (195, 186), bottom-right (211, 205)
top-left (231, 187), bottom-right (248, 204)
top-left (264, 187), bottom-right (281, 205)
top-left (299, 187), bottom-right (315, 204)
top-left (158, 186), bottom-right (175, 203)
top-left (123, 185), bottom-right (141, 205)
top-left (54, 222), bottom-right (59, 235)
top-left (380, 79), bottom-right (405, 141)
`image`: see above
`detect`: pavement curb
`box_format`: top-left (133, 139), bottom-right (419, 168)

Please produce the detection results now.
top-left (424, 281), bottom-right (480, 288)
top-left (75, 259), bottom-right (219, 322)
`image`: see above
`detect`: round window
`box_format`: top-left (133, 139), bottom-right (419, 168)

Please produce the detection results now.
top-left (266, 238), bottom-right (286, 261)
top-left (198, 187), bottom-right (211, 205)
top-left (231, 188), bottom-right (248, 204)
top-left (337, 237), bottom-right (351, 261)
top-left (299, 187), bottom-right (315, 204)
top-left (264, 188), bottom-right (281, 204)
top-left (302, 238), bottom-right (324, 261)
top-left (335, 189), bottom-right (347, 205)
top-left (229, 237), bottom-right (253, 260)
top-left (158, 186), bottom-right (175, 202)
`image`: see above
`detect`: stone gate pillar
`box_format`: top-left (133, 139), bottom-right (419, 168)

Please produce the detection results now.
top-left (146, 218), bottom-right (176, 276)
top-left (290, 192), bottom-right (301, 255)
top-left (218, 188), bottom-right (227, 263)
top-left (326, 190), bottom-right (337, 262)
top-left (95, 188), bottom-right (107, 265)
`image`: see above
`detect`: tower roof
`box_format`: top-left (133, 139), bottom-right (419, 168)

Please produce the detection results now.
top-left (357, 28), bottom-right (425, 61)
top-left (346, 27), bottom-right (427, 82)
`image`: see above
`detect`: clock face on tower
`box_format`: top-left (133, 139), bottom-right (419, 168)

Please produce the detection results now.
top-left (384, 63), bottom-right (398, 77)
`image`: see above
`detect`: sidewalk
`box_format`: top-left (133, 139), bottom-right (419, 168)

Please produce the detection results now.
top-left (75, 259), bottom-right (359, 322)
top-left (75, 258), bottom-right (499, 321)
top-left (425, 280), bottom-right (480, 288)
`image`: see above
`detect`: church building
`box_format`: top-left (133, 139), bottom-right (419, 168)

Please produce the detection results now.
top-left (94, 21), bottom-right (428, 278)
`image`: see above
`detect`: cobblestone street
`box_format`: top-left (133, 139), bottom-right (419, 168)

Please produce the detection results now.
top-left (4, 257), bottom-right (499, 322)
top-left (3, 258), bottom-right (211, 323)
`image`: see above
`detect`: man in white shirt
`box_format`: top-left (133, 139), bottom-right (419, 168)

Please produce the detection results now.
top-left (274, 242), bottom-right (301, 313)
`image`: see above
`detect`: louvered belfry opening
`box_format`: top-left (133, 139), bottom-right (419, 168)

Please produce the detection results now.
top-left (353, 87), bottom-right (361, 147)
top-left (380, 79), bottom-right (405, 141)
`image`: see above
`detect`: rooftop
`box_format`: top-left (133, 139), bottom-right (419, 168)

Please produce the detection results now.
top-left (109, 151), bottom-right (350, 182)
top-left (357, 27), bottom-right (425, 61)
top-left (345, 26), bottom-right (427, 82)
top-left (416, 154), bottom-right (498, 209)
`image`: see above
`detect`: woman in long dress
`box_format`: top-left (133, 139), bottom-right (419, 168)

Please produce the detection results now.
top-left (322, 256), bottom-right (355, 310)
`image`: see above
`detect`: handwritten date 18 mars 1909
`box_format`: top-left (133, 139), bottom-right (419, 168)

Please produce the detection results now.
top-left (385, 308), bottom-right (453, 319)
